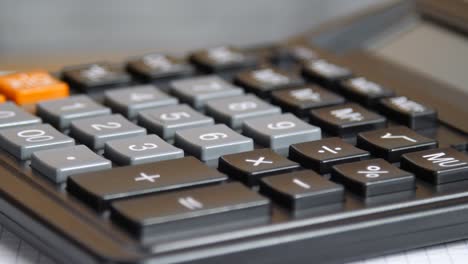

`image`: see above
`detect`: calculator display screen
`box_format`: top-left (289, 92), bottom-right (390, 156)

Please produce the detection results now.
top-left (370, 21), bottom-right (468, 94)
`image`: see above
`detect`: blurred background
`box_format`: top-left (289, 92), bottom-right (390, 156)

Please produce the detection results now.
top-left (0, 0), bottom-right (387, 71)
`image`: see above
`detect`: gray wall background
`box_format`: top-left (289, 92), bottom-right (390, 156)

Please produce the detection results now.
top-left (0, 0), bottom-right (386, 70)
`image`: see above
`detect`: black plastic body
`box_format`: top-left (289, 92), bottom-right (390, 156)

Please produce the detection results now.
top-left (0, 1), bottom-right (468, 263)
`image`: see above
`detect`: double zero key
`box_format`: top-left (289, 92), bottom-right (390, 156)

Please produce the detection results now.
top-left (67, 156), bottom-right (228, 210)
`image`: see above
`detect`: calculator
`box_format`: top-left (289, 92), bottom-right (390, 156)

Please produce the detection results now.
top-left (0, 1), bottom-right (467, 263)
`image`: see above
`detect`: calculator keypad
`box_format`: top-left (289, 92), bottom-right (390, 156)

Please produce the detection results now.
top-left (2, 44), bottom-right (467, 246)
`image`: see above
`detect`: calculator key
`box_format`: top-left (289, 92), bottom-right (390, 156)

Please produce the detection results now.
top-left (289, 137), bottom-right (370, 174)
top-left (271, 85), bottom-right (344, 117)
top-left (37, 95), bottom-right (110, 130)
top-left (68, 156), bottom-right (228, 210)
top-left (109, 182), bottom-right (269, 240)
top-left (234, 67), bottom-right (304, 98)
top-left (70, 114), bottom-right (146, 150)
top-left (243, 113), bottom-right (321, 151)
top-left (0, 102), bottom-right (41, 129)
top-left (0, 95), bottom-right (5, 103)
top-left (401, 148), bottom-right (468, 184)
top-left (31, 145), bottom-right (111, 183)
top-left (104, 85), bottom-right (178, 119)
top-left (357, 126), bottom-right (437, 163)
top-left (331, 159), bottom-right (415, 197)
top-left (190, 46), bottom-right (257, 72)
top-left (205, 94), bottom-right (281, 129)
top-left (126, 53), bottom-right (194, 81)
top-left (340, 77), bottom-right (394, 107)
top-left (175, 124), bottom-right (253, 162)
top-left (302, 59), bottom-right (352, 90)
top-left (62, 63), bottom-right (132, 91)
top-left (379, 96), bottom-right (437, 129)
top-left (137, 105), bottom-right (214, 140)
top-left (104, 134), bottom-right (184, 165)
top-left (0, 71), bottom-right (69, 105)
top-left (0, 124), bottom-right (75, 160)
top-left (170, 75), bottom-right (243, 109)
top-left (309, 103), bottom-right (386, 137)
top-left (259, 170), bottom-right (344, 210)
top-left (219, 148), bottom-right (300, 186)
top-left (275, 45), bottom-right (318, 64)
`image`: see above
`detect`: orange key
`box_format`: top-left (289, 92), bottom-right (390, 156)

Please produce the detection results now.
top-left (0, 71), bottom-right (69, 105)
top-left (0, 94), bottom-right (5, 103)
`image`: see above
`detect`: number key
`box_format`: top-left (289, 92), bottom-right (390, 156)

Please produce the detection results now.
top-left (0, 124), bottom-right (75, 160)
top-left (0, 102), bottom-right (41, 129)
top-left (104, 85), bottom-right (178, 119)
top-left (70, 114), bottom-right (146, 150)
top-left (137, 104), bottom-right (214, 140)
top-left (242, 113), bottom-right (321, 153)
top-left (36, 95), bottom-right (110, 130)
top-left (175, 124), bottom-right (253, 162)
top-left (104, 135), bottom-right (184, 165)
top-left (170, 75), bottom-right (243, 109)
top-left (205, 94), bottom-right (281, 129)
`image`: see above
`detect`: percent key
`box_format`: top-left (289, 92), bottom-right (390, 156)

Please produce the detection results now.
top-left (331, 159), bottom-right (415, 197)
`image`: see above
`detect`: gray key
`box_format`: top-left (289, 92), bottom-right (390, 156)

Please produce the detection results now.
top-left (104, 85), bottom-right (178, 119)
top-left (205, 94), bottom-right (281, 129)
top-left (31, 145), bottom-right (111, 183)
top-left (0, 124), bottom-right (75, 160)
top-left (243, 113), bottom-right (321, 152)
top-left (70, 114), bottom-right (146, 150)
top-left (104, 134), bottom-right (184, 165)
top-left (175, 124), bottom-right (253, 162)
top-left (170, 75), bottom-right (243, 109)
top-left (0, 102), bottom-right (41, 129)
top-left (137, 104), bottom-right (214, 140)
top-left (37, 95), bottom-right (111, 130)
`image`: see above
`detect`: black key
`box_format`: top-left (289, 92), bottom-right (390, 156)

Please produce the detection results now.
top-left (301, 59), bottom-right (352, 90)
top-left (379, 96), bottom-right (437, 129)
top-left (259, 170), bottom-right (344, 210)
top-left (67, 156), bottom-right (227, 210)
top-left (110, 182), bottom-right (270, 240)
top-left (62, 63), bottom-right (132, 91)
top-left (274, 45), bottom-right (318, 64)
top-left (401, 148), bottom-right (468, 184)
top-left (357, 126), bottom-right (437, 163)
top-left (218, 148), bottom-right (300, 186)
top-left (271, 85), bottom-right (344, 117)
top-left (309, 103), bottom-right (386, 137)
top-left (234, 67), bottom-right (304, 98)
top-left (339, 77), bottom-right (394, 107)
top-left (331, 159), bottom-right (415, 197)
top-left (289, 137), bottom-right (370, 174)
top-left (190, 46), bottom-right (257, 72)
top-left (126, 53), bottom-right (194, 81)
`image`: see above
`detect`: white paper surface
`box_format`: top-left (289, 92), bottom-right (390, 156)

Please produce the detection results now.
top-left (1, 222), bottom-right (467, 264)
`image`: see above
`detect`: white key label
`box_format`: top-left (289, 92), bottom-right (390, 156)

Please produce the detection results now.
top-left (290, 88), bottom-right (320, 101)
top-left (178, 196), bottom-right (204, 210)
top-left (381, 132), bottom-right (417, 143)
top-left (252, 69), bottom-right (289, 85)
top-left (245, 156), bottom-right (273, 166)
top-left (423, 152), bottom-right (468, 167)
top-left (134, 172), bottom-right (160, 183)
top-left (390, 97), bottom-right (425, 113)
top-left (331, 108), bottom-right (364, 122)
